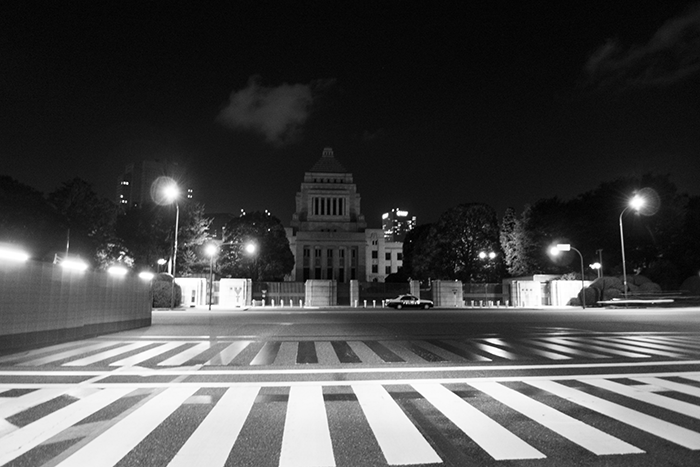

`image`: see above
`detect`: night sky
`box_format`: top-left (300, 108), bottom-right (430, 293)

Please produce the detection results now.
top-left (3, 1), bottom-right (700, 227)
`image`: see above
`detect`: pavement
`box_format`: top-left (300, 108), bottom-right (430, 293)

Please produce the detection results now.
top-left (2, 306), bottom-right (700, 466)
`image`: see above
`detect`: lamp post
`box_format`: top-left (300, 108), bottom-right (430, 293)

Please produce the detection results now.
top-left (619, 194), bottom-right (645, 300)
top-left (163, 184), bottom-right (180, 309)
top-left (205, 243), bottom-right (218, 310)
top-left (551, 244), bottom-right (586, 309)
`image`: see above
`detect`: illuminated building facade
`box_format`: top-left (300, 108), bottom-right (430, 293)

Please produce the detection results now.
top-left (286, 148), bottom-right (403, 282)
top-left (382, 208), bottom-right (416, 242)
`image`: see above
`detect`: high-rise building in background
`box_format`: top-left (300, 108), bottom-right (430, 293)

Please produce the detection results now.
top-left (116, 160), bottom-right (192, 208)
top-left (382, 208), bottom-right (416, 242)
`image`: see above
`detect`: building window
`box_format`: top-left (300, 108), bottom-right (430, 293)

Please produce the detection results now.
top-left (371, 250), bottom-right (378, 259)
top-left (397, 252), bottom-right (403, 261)
top-left (385, 252), bottom-right (391, 261)
top-left (372, 265), bottom-right (378, 273)
top-left (385, 266), bottom-right (391, 274)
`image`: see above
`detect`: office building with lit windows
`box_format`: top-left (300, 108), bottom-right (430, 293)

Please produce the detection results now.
top-left (286, 148), bottom-right (403, 282)
top-left (382, 208), bottom-right (416, 242)
top-left (116, 160), bottom-right (192, 208)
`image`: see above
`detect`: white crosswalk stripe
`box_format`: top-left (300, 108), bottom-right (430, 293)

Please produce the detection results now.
top-left (413, 382), bottom-right (546, 460)
top-left (527, 379), bottom-right (700, 450)
top-left (2, 333), bottom-right (700, 369)
top-left (2, 373), bottom-right (700, 465)
top-left (167, 386), bottom-right (259, 467)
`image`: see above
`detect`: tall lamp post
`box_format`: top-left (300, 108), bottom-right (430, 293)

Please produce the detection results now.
top-left (551, 244), bottom-right (586, 309)
top-left (163, 184), bottom-right (180, 309)
top-left (205, 243), bottom-right (218, 310)
top-left (619, 195), bottom-right (645, 300)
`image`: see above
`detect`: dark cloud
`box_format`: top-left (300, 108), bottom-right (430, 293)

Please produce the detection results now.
top-left (216, 76), bottom-right (335, 146)
top-left (584, 3), bottom-right (700, 89)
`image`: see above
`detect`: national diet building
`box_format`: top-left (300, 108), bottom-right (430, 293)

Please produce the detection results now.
top-left (286, 148), bottom-right (403, 283)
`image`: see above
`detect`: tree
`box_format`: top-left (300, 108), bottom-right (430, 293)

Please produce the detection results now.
top-left (175, 203), bottom-right (213, 276)
top-left (0, 175), bottom-right (64, 259)
top-left (401, 223), bottom-right (433, 280)
top-left (499, 207), bottom-right (525, 277)
top-left (116, 205), bottom-right (172, 271)
top-left (411, 203), bottom-right (502, 282)
top-left (219, 211), bottom-right (294, 281)
top-left (48, 178), bottom-right (121, 267)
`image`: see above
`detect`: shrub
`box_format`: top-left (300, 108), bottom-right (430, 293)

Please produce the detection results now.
top-left (152, 275), bottom-right (182, 308)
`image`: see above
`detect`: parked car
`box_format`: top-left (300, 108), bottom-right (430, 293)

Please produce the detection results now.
top-left (385, 294), bottom-right (434, 309)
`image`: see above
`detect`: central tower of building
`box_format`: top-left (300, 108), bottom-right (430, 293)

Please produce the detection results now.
top-left (286, 147), bottom-right (403, 283)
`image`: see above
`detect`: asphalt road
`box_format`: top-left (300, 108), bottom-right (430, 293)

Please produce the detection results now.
top-left (2, 305), bottom-right (700, 466)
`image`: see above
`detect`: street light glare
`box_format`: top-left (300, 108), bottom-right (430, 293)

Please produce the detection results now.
top-left (163, 184), bottom-right (179, 202)
top-left (549, 246), bottom-right (561, 256)
top-left (0, 246), bottom-right (30, 262)
top-left (629, 194), bottom-right (645, 211)
top-left (205, 243), bottom-right (218, 257)
top-left (107, 265), bottom-right (129, 276)
top-left (61, 258), bottom-right (88, 272)
top-left (245, 243), bottom-right (257, 254)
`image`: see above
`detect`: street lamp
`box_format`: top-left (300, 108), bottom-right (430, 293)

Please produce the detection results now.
top-left (163, 183), bottom-right (180, 308)
top-left (619, 194), bottom-right (645, 300)
top-left (205, 243), bottom-right (218, 310)
top-left (550, 243), bottom-right (586, 309)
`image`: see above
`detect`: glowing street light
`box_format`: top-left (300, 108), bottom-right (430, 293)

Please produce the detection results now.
top-left (619, 194), bottom-right (646, 300)
top-left (61, 257), bottom-right (88, 272)
top-left (550, 243), bottom-right (586, 309)
top-left (205, 243), bottom-right (218, 310)
top-left (107, 264), bottom-right (129, 277)
top-left (138, 271), bottom-right (155, 281)
top-left (478, 251), bottom-right (496, 260)
top-left (0, 245), bottom-right (30, 263)
top-left (163, 183), bottom-right (180, 309)
top-left (244, 242), bottom-right (257, 255)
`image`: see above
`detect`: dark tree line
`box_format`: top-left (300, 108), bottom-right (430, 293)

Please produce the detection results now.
top-left (401, 173), bottom-right (700, 289)
top-left (0, 176), bottom-right (212, 274)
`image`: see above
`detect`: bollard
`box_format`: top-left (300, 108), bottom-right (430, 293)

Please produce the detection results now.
top-left (299, 299), bottom-right (303, 307)
top-left (363, 300), bottom-right (367, 308)
top-left (272, 299), bottom-right (276, 307)
top-left (372, 300), bottom-right (376, 308)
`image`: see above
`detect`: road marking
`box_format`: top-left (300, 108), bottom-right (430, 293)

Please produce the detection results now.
top-left (0, 387), bottom-right (134, 465)
top-left (203, 341), bottom-right (248, 365)
top-left (352, 384), bottom-right (442, 465)
top-left (63, 341), bottom-right (156, 366)
top-left (632, 376), bottom-right (700, 398)
top-left (20, 341), bottom-right (120, 366)
top-left (470, 340), bottom-right (526, 360)
top-left (167, 386), bottom-right (259, 467)
top-left (159, 342), bottom-right (212, 366)
top-left (483, 338), bottom-right (571, 360)
top-left (552, 337), bottom-right (652, 358)
top-left (580, 337), bottom-right (685, 358)
top-left (0, 341), bottom-right (87, 364)
top-left (0, 387), bottom-right (70, 418)
top-left (55, 386), bottom-right (199, 467)
top-left (584, 378), bottom-right (700, 419)
top-left (469, 381), bottom-right (643, 455)
top-left (280, 385), bottom-right (335, 467)
top-left (609, 337), bottom-right (691, 357)
top-left (413, 383), bottom-right (545, 460)
top-left (521, 338), bottom-right (609, 359)
top-left (110, 342), bottom-right (184, 366)
top-left (528, 379), bottom-right (700, 450)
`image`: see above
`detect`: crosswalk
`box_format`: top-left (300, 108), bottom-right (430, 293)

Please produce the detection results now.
top-left (3, 373), bottom-right (700, 465)
top-left (2, 333), bottom-right (700, 368)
